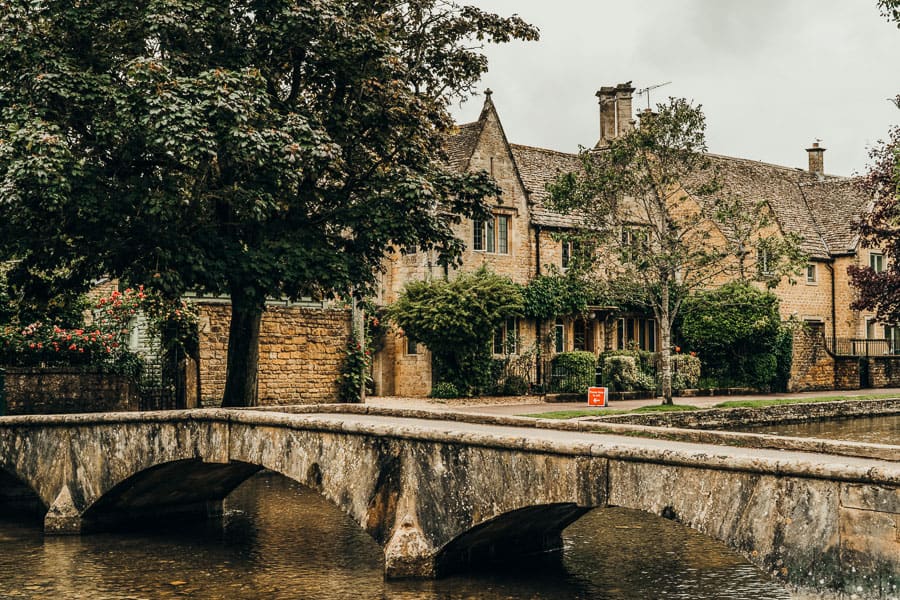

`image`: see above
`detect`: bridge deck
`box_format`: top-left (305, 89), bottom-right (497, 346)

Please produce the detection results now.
top-left (264, 411), bottom-right (900, 485)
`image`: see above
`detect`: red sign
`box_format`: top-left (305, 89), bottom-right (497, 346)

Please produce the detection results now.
top-left (587, 387), bottom-right (608, 407)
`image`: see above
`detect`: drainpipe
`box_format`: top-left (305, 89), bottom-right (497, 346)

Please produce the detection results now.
top-left (825, 261), bottom-right (836, 342)
top-left (535, 225), bottom-right (543, 387)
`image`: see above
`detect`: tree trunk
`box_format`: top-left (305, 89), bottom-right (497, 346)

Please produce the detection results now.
top-left (222, 291), bottom-right (264, 407)
top-left (659, 284), bottom-right (673, 405)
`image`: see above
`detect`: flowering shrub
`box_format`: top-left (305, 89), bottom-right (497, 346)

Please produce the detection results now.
top-left (0, 285), bottom-right (197, 375)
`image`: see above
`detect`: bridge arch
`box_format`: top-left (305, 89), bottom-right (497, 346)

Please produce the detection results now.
top-left (0, 467), bottom-right (46, 521)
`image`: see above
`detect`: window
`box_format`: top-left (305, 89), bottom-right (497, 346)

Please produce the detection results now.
top-left (554, 319), bottom-right (565, 353)
top-left (805, 263), bottom-right (817, 284)
top-left (621, 227), bottom-right (648, 263)
top-left (493, 317), bottom-right (519, 355)
top-left (617, 317), bottom-right (657, 351)
top-left (573, 318), bottom-right (593, 352)
top-left (474, 214), bottom-right (511, 254)
top-left (757, 244), bottom-right (773, 277)
top-left (406, 336), bottom-right (418, 355)
top-left (561, 240), bottom-right (582, 269)
top-left (870, 253), bottom-right (884, 273)
top-left (886, 325), bottom-right (900, 354)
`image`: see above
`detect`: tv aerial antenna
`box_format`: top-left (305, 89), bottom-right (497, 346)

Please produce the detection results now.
top-left (636, 81), bottom-right (672, 109)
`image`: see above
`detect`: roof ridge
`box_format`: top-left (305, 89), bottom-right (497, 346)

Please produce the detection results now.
top-left (510, 143), bottom-right (579, 158)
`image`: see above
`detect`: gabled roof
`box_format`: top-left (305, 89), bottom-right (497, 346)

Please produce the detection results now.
top-left (443, 97), bottom-right (871, 259)
top-left (701, 154), bottom-right (831, 259)
top-left (509, 144), bottom-right (583, 228)
top-left (799, 178), bottom-right (868, 255)
top-left (444, 121), bottom-right (482, 172)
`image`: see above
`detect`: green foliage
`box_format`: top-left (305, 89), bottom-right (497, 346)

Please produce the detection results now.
top-left (773, 327), bottom-right (794, 393)
top-left (430, 381), bottom-right (460, 399)
top-left (671, 354), bottom-right (701, 389)
top-left (599, 349), bottom-right (657, 376)
top-left (387, 267), bottom-right (524, 396)
top-left (602, 355), bottom-right (638, 392)
top-left (0, 0), bottom-right (537, 406)
top-left (551, 351), bottom-right (596, 393)
top-left (679, 281), bottom-right (785, 390)
top-left (338, 329), bottom-right (370, 403)
top-left (523, 272), bottom-right (594, 320)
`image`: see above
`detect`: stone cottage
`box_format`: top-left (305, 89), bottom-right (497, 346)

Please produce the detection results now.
top-left (373, 84), bottom-right (885, 396)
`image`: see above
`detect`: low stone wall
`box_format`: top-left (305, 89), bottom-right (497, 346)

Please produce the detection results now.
top-left (197, 302), bottom-right (352, 407)
top-left (1, 367), bottom-right (139, 415)
top-left (867, 356), bottom-right (900, 388)
top-left (592, 398), bottom-right (900, 429)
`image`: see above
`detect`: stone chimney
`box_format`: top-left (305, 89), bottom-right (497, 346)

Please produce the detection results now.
top-left (596, 82), bottom-right (636, 146)
top-left (806, 141), bottom-right (826, 176)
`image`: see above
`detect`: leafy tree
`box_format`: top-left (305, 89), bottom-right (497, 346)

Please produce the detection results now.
top-left (386, 267), bottom-right (524, 396)
top-left (849, 2), bottom-right (900, 323)
top-left (879, 0), bottom-right (900, 24)
top-left (549, 99), bottom-right (803, 404)
top-left (0, 1), bottom-right (538, 406)
top-left (679, 281), bottom-right (785, 390)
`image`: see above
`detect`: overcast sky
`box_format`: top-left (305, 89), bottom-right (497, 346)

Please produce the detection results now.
top-left (449, 0), bottom-right (900, 176)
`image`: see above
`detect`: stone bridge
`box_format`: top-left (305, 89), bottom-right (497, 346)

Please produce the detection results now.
top-left (0, 408), bottom-right (897, 599)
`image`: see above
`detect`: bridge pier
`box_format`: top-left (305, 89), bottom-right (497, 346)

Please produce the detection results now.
top-left (44, 485), bottom-right (83, 535)
top-left (384, 519), bottom-right (437, 579)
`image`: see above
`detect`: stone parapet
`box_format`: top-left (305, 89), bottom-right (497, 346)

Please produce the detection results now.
top-left (1, 367), bottom-right (139, 415)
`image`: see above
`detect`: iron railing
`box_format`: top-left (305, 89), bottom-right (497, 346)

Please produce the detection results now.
top-left (826, 337), bottom-right (900, 357)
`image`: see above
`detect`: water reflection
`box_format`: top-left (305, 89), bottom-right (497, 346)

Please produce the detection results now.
top-left (0, 472), bottom-right (790, 599)
top-left (742, 414), bottom-right (900, 445)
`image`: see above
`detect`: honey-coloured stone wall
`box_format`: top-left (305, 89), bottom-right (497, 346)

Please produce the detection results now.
top-left (197, 302), bottom-right (352, 406)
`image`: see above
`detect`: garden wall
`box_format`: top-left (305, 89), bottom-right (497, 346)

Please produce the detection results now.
top-left (789, 325), bottom-right (860, 392)
top-left (197, 302), bottom-right (352, 406)
top-left (1, 367), bottom-right (139, 415)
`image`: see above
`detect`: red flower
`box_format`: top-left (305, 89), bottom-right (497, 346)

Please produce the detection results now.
top-left (674, 346), bottom-right (681, 353)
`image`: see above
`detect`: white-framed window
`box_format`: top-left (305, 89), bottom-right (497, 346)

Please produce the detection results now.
top-left (493, 317), bottom-right (519, 355)
top-left (870, 253), bottom-right (884, 273)
top-left (757, 243), bottom-right (773, 277)
top-left (474, 214), bottom-right (511, 254)
top-left (805, 263), bottom-right (817, 284)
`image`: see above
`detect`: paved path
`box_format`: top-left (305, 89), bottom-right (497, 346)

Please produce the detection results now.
top-left (366, 387), bottom-right (900, 416)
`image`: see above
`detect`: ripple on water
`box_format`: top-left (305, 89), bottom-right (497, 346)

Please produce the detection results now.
top-left (0, 472), bottom-right (791, 599)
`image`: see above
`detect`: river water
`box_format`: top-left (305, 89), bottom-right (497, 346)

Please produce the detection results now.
top-left (0, 472), bottom-right (792, 600)
top-left (742, 413), bottom-right (900, 445)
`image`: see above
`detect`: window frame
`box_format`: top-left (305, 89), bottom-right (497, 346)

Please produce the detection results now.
top-left (493, 317), bottom-right (519, 355)
top-left (805, 263), bottom-right (817, 284)
top-left (870, 252), bottom-right (884, 274)
top-left (473, 214), bottom-right (511, 255)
